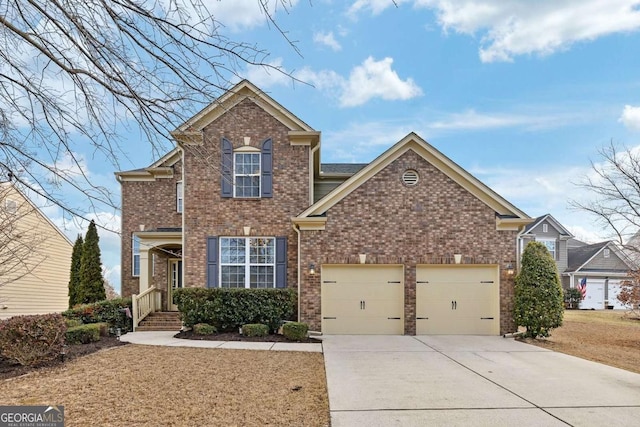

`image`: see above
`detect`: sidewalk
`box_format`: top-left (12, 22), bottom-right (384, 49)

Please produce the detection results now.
top-left (119, 331), bottom-right (323, 353)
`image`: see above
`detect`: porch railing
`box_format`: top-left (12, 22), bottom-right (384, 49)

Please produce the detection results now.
top-left (132, 286), bottom-right (161, 331)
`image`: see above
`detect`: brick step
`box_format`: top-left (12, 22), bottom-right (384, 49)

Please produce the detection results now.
top-left (137, 312), bottom-right (182, 331)
top-left (138, 321), bottom-right (182, 326)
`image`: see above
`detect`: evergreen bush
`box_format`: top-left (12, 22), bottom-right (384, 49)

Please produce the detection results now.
top-left (514, 242), bottom-right (564, 338)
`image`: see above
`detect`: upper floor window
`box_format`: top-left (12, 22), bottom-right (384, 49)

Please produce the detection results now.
top-left (221, 138), bottom-right (272, 199)
top-left (538, 239), bottom-right (556, 260)
top-left (219, 237), bottom-right (275, 288)
top-left (176, 181), bottom-right (183, 213)
top-left (234, 153), bottom-right (261, 198)
top-left (132, 235), bottom-right (140, 277)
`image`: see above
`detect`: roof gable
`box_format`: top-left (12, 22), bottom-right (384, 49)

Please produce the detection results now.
top-left (523, 214), bottom-right (574, 238)
top-left (297, 133), bottom-right (530, 225)
top-left (567, 241), bottom-right (635, 272)
top-left (172, 80), bottom-right (314, 140)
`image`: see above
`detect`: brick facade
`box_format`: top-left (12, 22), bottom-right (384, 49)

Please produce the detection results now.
top-left (182, 98), bottom-right (309, 289)
top-left (118, 83), bottom-right (524, 335)
top-left (299, 151), bottom-right (518, 334)
top-left (120, 161), bottom-right (183, 299)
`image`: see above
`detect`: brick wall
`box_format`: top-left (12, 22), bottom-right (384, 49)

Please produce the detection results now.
top-left (183, 98), bottom-right (309, 288)
top-left (299, 150), bottom-right (518, 334)
top-left (120, 161), bottom-right (183, 298)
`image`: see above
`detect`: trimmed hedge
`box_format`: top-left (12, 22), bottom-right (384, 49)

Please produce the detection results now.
top-left (173, 288), bottom-right (296, 332)
top-left (63, 297), bottom-right (132, 332)
top-left (0, 313), bottom-right (66, 366)
top-left (66, 324), bottom-right (101, 344)
top-left (282, 322), bottom-right (308, 341)
top-left (193, 323), bottom-right (216, 335)
top-left (242, 323), bottom-right (268, 337)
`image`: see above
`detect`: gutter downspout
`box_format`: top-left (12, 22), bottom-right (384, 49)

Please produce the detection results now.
top-left (292, 223), bottom-right (301, 322)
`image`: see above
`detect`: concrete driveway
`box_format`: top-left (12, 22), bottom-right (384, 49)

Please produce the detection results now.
top-left (322, 335), bottom-right (640, 426)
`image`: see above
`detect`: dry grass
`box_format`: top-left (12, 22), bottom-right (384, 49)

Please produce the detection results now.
top-left (525, 310), bottom-right (640, 374)
top-left (0, 345), bottom-right (329, 426)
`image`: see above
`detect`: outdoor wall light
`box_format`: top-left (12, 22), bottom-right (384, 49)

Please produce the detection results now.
top-left (506, 262), bottom-right (515, 276)
top-left (309, 263), bottom-right (316, 275)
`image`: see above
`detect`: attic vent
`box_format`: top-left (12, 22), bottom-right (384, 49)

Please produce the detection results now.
top-left (402, 170), bottom-right (419, 186)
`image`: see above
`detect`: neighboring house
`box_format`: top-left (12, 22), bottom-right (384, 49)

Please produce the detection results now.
top-left (0, 182), bottom-right (73, 320)
top-left (116, 80), bottom-right (533, 335)
top-left (565, 241), bottom-right (634, 310)
top-left (518, 213), bottom-right (635, 309)
top-left (518, 214), bottom-right (574, 274)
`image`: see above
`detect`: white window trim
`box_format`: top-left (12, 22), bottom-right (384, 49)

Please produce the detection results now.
top-left (233, 152), bottom-right (261, 198)
top-left (176, 181), bottom-right (183, 213)
top-left (542, 223), bottom-right (548, 233)
top-left (604, 248), bottom-right (610, 258)
top-left (132, 235), bottom-right (140, 277)
top-left (537, 238), bottom-right (556, 260)
top-left (219, 237), bottom-right (275, 288)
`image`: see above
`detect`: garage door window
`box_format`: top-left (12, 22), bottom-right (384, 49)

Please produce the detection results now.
top-left (220, 237), bottom-right (275, 288)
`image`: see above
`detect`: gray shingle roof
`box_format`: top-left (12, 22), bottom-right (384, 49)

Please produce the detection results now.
top-left (566, 241), bottom-right (610, 272)
top-left (321, 163), bottom-right (368, 174)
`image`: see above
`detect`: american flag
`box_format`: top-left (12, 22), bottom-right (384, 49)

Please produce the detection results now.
top-left (577, 277), bottom-right (587, 300)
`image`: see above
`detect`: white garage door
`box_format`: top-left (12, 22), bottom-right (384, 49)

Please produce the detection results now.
top-left (579, 278), bottom-right (626, 310)
top-left (321, 265), bottom-right (404, 334)
top-left (416, 265), bottom-right (499, 335)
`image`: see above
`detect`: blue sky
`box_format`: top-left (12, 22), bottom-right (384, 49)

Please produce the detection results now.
top-left (39, 0), bottom-right (640, 293)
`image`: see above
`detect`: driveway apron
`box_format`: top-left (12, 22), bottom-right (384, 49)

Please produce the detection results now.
top-left (322, 335), bottom-right (640, 426)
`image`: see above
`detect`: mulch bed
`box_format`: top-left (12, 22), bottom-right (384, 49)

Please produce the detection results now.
top-left (0, 336), bottom-right (128, 381)
top-left (174, 330), bottom-right (320, 343)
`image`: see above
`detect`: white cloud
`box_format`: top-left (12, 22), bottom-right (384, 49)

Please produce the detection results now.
top-left (426, 109), bottom-right (579, 132)
top-left (313, 31), bottom-right (342, 51)
top-left (340, 57), bottom-right (423, 106)
top-left (201, 0), bottom-right (299, 31)
top-left (349, 1), bottom-right (640, 62)
top-left (348, 0), bottom-right (410, 16)
top-left (245, 56), bottom-right (422, 107)
top-left (619, 105), bottom-right (640, 131)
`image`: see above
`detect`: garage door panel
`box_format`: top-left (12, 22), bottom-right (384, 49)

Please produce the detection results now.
top-left (416, 265), bottom-right (499, 335)
top-left (321, 265), bottom-right (404, 335)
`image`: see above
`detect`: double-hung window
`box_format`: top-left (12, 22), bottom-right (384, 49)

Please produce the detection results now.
top-left (220, 237), bottom-right (275, 288)
top-left (538, 239), bottom-right (556, 260)
top-left (132, 235), bottom-right (141, 276)
top-left (234, 153), bottom-right (261, 198)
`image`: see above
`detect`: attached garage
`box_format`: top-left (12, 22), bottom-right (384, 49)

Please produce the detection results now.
top-left (416, 265), bottom-right (499, 335)
top-left (321, 265), bottom-right (404, 334)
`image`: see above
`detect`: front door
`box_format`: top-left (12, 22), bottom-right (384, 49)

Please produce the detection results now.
top-left (168, 259), bottom-right (183, 311)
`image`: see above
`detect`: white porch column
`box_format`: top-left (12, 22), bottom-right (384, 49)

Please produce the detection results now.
top-left (139, 247), bottom-right (151, 292)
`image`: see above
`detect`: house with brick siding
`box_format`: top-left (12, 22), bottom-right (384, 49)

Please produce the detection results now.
top-left (116, 80), bottom-right (533, 335)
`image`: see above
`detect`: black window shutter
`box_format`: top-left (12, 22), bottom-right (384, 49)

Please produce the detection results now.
top-left (275, 236), bottom-right (287, 288)
top-left (261, 138), bottom-right (273, 198)
top-left (206, 237), bottom-right (219, 288)
top-left (221, 138), bottom-right (233, 198)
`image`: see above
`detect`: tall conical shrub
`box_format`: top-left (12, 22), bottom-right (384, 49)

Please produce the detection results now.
top-left (78, 220), bottom-right (105, 304)
top-left (514, 241), bottom-right (564, 338)
top-left (68, 234), bottom-right (83, 308)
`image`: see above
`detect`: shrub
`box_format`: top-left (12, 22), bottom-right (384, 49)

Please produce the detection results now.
top-left (563, 288), bottom-right (582, 309)
top-left (282, 322), bottom-right (308, 341)
top-left (63, 297), bottom-right (132, 332)
top-left (514, 242), bottom-right (564, 338)
top-left (193, 323), bottom-right (216, 335)
top-left (66, 324), bottom-right (101, 344)
top-left (65, 318), bottom-right (83, 328)
top-left (242, 323), bottom-right (268, 337)
top-left (0, 313), bottom-right (66, 366)
top-left (174, 288), bottom-right (296, 332)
